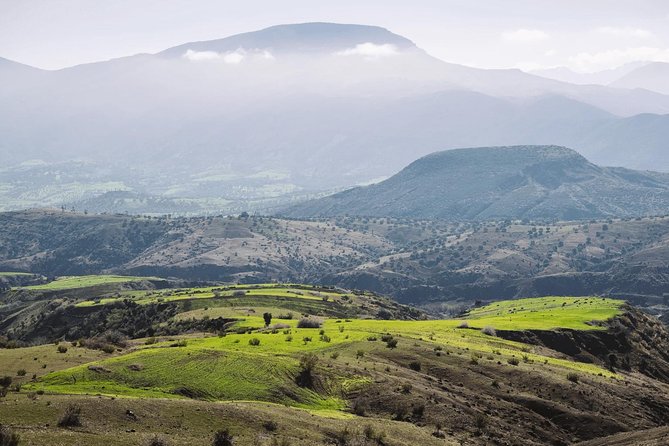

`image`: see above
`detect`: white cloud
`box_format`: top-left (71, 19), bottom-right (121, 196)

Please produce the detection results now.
top-left (335, 42), bottom-right (399, 58)
top-left (501, 29), bottom-right (549, 42)
top-left (182, 49), bottom-right (221, 61)
top-left (568, 46), bottom-right (669, 71)
top-left (595, 26), bottom-right (652, 39)
top-left (222, 49), bottom-right (245, 64)
top-left (182, 48), bottom-right (273, 64)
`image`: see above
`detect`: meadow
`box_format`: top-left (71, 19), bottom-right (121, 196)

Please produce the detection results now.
top-left (27, 296), bottom-right (623, 409)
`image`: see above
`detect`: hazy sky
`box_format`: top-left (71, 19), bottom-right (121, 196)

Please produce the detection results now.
top-left (2, 0), bottom-right (669, 72)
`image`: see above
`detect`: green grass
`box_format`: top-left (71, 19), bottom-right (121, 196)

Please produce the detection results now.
top-left (463, 296), bottom-right (623, 330)
top-left (0, 271), bottom-right (33, 276)
top-left (30, 296), bottom-right (625, 406)
top-left (30, 345), bottom-right (344, 410)
top-left (75, 284), bottom-right (344, 307)
top-left (16, 275), bottom-right (160, 291)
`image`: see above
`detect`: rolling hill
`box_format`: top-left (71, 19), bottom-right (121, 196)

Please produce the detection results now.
top-left (283, 145), bottom-right (669, 220)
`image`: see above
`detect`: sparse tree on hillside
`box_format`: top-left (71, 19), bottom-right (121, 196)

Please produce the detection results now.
top-left (263, 312), bottom-right (272, 327)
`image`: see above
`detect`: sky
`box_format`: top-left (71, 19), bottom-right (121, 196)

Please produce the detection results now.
top-left (2, 0), bottom-right (669, 72)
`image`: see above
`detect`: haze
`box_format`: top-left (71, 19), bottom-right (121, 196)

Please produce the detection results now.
top-left (2, 0), bottom-right (669, 72)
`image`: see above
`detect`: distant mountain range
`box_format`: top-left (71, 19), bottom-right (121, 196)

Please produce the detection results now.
top-left (283, 145), bottom-right (669, 220)
top-left (2, 23), bottom-right (669, 214)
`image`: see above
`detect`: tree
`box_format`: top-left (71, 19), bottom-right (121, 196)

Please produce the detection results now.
top-left (263, 312), bottom-right (272, 327)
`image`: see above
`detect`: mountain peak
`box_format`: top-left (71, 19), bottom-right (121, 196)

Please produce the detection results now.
top-left (158, 22), bottom-right (417, 58)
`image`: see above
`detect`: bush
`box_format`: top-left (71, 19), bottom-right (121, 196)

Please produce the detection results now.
top-left (16, 369), bottom-right (26, 377)
top-left (58, 404), bottom-right (82, 427)
top-left (385, 338), bottom-right (398, 349)
top-left (248, 338), bottom-right (261, 346)
top-left (408, 360), bottom-right (421, 371)
top-left (263, 420), bottom-right (278, 431)
top-left (567, 372), bottom-right (579, 383)
top-left (0, 376), bottom-right (11, 388)
top-left (296, 317), bottom-right (322, 328)
top-left (212, 428), bottom-right (234, 446)
top-left (57, 345), bottom-right (68, 353)
top-left (102, 344), bottom-right (117, 353)
top-left (147, 435), bottom-right (169, 446)
top-left (0, 424), bottom-right (19, 446)
top-left (507, 357), bottom-right (519, 366)
top-left (457, 321), bottom-right (469, 328)
top-left (480, 326), bottom-right (496, 336)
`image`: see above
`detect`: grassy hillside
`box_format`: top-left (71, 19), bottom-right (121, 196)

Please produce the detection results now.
top-left (4, 285), bottom-right (669, 445)
top-left (17, 275), bottom-right (159, 291)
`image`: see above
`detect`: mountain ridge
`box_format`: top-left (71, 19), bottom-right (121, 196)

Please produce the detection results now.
top-left (283, 145), bottom-right (669, 220)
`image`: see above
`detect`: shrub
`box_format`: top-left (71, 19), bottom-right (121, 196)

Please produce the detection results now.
top-left (285, 335), bottom-right (293, 342)
top-left (356, 350), bottom-right (365, 359)
top-left (319, 334), bottom-right (331, 343)
top-left (353, 398), bottom-right (369, 416)
top-left (401, 383), bottom-right (412, 394)
top-left (102, 344), bottom-right (117, 353)
top-left (380, 334), bottom-right (393, 343)
top-left (297, 317), bottom-right (322, 329)
top-left (567, 372), bottom-right (579, 383)
top-left (507, 357), bottom-right (519, 366)
top-left (212, 429), bottom-right (234, 446)
top-left (408, 360), bottom-right (421, 371)
top-left (480, 326), bottom-right (496, 336)
top-left (299, 353), bottom-right (319, 374)
top-left (330, 352), bottom-right (340, 360)
top-left (147, 435), bottom-right (169, 446)
top-left (0, 424), bottom-right (19, 446)
top-left (457, 321), bottom-right (469, 328)
top-left (0, 376), bottom-right (11, 388)
top-left (57, 345), bottom-right (68, 353)
top-left (16, 369), bottom-right (26, 377)
top-left (58, 404), bottom-right (82, 427)
top-left (412, 404), bottom-right (425, 419)
top-left (385, 338), bottom-right (398, 349)
top-left (263, 420), bottom-right (278, 431)
top-left (248, 338), bottom-right (261, 346)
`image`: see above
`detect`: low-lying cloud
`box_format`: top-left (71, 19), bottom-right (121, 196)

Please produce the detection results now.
top-left (183, 48), bottom-right (274, 63)
top-left (335, 42), bottom-right (399, 58)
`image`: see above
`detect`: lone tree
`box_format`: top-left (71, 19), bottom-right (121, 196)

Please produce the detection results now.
top-left (263, 312), bottom-right (272, 327)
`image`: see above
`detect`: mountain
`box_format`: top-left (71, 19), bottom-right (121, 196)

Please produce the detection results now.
top-left (530, 62), bottom-right (647, 85)
top-left (283, 145), bottom-right (669, 220)
top-left (610, 62), bottom-right (669, 95)
top-left (158, 22), bottom-right (417, 57)
top-left (3, 23), bottom-right (669, 214)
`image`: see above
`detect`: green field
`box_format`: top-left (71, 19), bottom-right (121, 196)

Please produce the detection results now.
top-left (16, 274), bottom-right (160, 291)
top-left (0, 271), bottom-right (34, 276)
top-left (463, 296), bottom-right (623, 330)
top-left (27, 296), bottom-right (623, 408)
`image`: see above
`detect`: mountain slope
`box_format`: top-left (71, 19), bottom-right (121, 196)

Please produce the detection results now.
top-left (283, 145), bottom-right (669, 220)
top-left (610, 62), bottom-right (669, 95)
